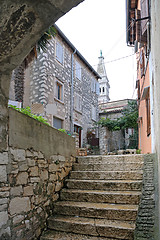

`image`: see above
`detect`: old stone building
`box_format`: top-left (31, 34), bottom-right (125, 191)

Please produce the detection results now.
top-left (23, 24), bottom-right (100, 147)
top-left (99, 99), bottom-right (136, 154)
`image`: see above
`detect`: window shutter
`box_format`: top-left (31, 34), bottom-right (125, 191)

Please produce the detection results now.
top-left (140, 0), bottom-right (148, 42)
top-left (140, 50), bottom-right (145, 78)
top-left (75, 61), bottom-right (81, 80)
top-left (56, 41), bottom-right (63, 64)
top-left (136, 9), bottom-right (141, 42)
top-left (96, 82), bottom-right (100, 95)
top-left (91, 105), bottom-right (97, 121)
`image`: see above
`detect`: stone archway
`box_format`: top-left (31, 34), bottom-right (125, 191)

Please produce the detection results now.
top-left (0, 0), bottom-right (84, 151)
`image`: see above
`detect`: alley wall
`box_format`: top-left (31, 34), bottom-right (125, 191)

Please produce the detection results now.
top-left (0, 108), bottom-right (76, 239)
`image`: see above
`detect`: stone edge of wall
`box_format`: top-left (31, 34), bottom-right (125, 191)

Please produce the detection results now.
top-left (134, 153), bottom-right (155, 240)
top-left (8, 108), bottom-right (76, 158)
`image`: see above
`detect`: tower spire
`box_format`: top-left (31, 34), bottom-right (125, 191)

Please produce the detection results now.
top-left (97, 50), bottom-right (110, 104)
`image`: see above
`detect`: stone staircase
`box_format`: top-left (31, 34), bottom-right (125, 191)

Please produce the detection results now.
top-left (41, 154), bottom-right (144, 240)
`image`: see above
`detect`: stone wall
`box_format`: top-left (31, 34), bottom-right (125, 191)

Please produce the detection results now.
top-left (99, 126), bottom-right (125, 154)
top-left (134, 154), bottom-right (155, 239)
top-left (0, 108), bottom-right (76, 240)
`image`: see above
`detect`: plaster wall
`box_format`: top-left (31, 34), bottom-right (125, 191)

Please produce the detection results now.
top-left (138, 62), bottom-right (152, 154)
top-left (151, 0), bottom-right (160, 236)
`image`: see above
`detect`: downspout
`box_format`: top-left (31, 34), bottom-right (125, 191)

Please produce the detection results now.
top-left (70, 49), bottom-right (76, 135)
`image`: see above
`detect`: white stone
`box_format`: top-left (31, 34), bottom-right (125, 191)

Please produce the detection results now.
top-left (0, 198), bottom-right (8, 205)
top-left (0, 152), bottom-right (8, 164)
top-left (16, 172), bottom-right (28, 185)
top-left (27, 158), bottom-right (35, 167)
top-left (0, 211), bottom-right (8, 228)
top-left (23, 186), bottom-right (34, 196)
top-left (10, 149), bottom-right (25, 162)
top-left (0, 166), bottom-right (7, 182)
top-left (0, 204), bottom-right (7, 211)
top-left (10, 186), bottom-right (23, 196)
top-left (9, 197), bottom-right (31, 215)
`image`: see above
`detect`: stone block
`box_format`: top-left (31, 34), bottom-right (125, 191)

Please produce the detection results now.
top-left (38, 151), bottom-right (44, 159)
top-left (0, 152), bottom-right (8, 164)
top-left (0, 211), bottom-right (8, 228)
top-left (0, 198), bottom-right (8, 205)
top-left (30, 166), bottom-right (39, 176)
top-left (0, 165), bottom-right (7, 182)
top-left (30, 177), bottom-right (40, 183)
top-left (49, 163), bottom-right (59, 172)
top-left (19, 162), bottom-right (28, 171)
top-left (9, 197), bottom-right (31, 215)
top-left (16, 172), bottom-right (28, 185)
top-left (40, 169), bottom-right (48, 181)
top-left (10, 149), bottom-right (25, 162)
top-left (26, 150), bottom-right (33, 157)
top-left (50, 173), bottom-right (57, 182)
top-left (27, 158), bottom-right (35, 167)
top-left (23, 186), bottom-right (34, 196)
top-left (10, 186), bottom-right (23, 196)
top-left (0, 204), bottom-right (7, 211)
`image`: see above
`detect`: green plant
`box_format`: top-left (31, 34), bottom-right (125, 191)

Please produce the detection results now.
top-left (97, 100), bottom-right (138, 131)
top-left (9, 105), bottom-right (50, 126)
top-left (58, 129), bottom-right (67, 133)
top-left (136, 149), bottom-right (141, 154)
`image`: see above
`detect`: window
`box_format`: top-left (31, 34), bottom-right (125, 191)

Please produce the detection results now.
top-left (100, 88), bottom-right (101, 93)
top-left (75, 61), bottom-right (81, 80)
top-left (74, 93), bottom-right (82, 112)
top-left (91, 105), bottom-right (97, 121)
top-left (103, 87), bottom-right (105, 93)
top-left (142, 86), bottom-right (151, 136)
top-left (53, 117), bottom-right (63, 129)
top-left (96, 82), bottom-right (100, 95)
top-left (56, 41), bottom-right (63, 64)
top-left (146, 91), bottom-right (151, 136)
top-left (55, 80), bottom-right (63, 102)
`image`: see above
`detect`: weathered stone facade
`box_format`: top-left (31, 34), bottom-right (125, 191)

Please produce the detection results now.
top-left (23, 25), bottom-right (100, 147)
top-left (0, 108), bottom-right (76, 239)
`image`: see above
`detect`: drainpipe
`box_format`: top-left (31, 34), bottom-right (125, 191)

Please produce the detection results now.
top-left (70, 49), bottom-right (76, 135)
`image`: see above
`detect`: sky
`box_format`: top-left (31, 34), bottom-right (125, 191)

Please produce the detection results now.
top-left (56, 0), bottom-right (137, 101)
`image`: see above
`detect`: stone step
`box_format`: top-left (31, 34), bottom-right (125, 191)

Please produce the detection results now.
top-left (40, 230), bottom-right (123, 240)
top-left (70, 170), bottom-right (143, 180)
top-left (73, 162), bottom-right (143, 171)
top-left (66, 179), bottom-right (142, 191)
top-left (53, 201), bottom-right (138, 221)
top-left (60, 189), bottom-right (141, 205)
top-left (48, 215), bottom-right (135, 239)
top-left (77, 155), bottom-right (144, 164)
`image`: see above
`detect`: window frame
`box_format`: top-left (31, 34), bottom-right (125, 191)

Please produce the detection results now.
top-left (55, 79), bottom-right (64, 103)
top-left (55, 40), bottom-right (64, 65)
top-left (74, 93), bottom-right (82, 113)
top-left (75, 61), bottom-right (82, 80)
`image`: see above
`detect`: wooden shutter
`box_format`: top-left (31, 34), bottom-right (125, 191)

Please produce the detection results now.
top-left (56, 41), bottom-right (63, 64)
top-left (136, 9), bottom-right (141, 42)
top-left (146, 90), bottom-right (151, 136)
top-left (140, 0), bottom-right (148, 43)
top-left (140, 50), bottom-right (145, 78)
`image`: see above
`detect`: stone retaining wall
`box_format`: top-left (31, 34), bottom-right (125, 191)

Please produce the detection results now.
top-left (0, 108), bottom-right (76, 239)
top-left (134, 154), bottom-right (155, 239)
